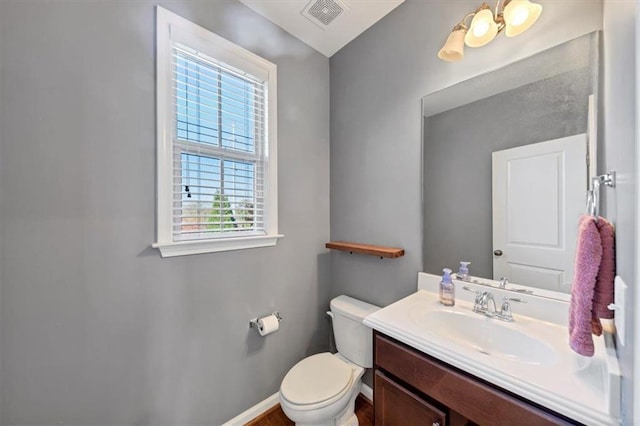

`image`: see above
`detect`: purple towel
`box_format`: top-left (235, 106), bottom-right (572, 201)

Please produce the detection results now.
top-left (593, 218), bottom-right (615, 320)
top-left (569, 215), bottom-right (602, 356)
top-left (569, 215), bottom-right (616, 356)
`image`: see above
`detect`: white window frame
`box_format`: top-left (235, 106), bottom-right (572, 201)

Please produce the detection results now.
top-left (153, 7), bottom-right (282, 257)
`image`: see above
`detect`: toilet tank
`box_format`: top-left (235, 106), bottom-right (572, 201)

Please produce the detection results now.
top-left (330, 295), bottom-right (380, 368)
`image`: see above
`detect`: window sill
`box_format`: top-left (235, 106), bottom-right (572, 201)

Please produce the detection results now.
top-left (152, 234), bottom-right (284, 257)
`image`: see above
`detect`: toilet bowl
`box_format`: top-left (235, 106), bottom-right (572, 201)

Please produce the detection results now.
top-left (280, 353), bottom-right (364, 426)
top-left (279, 296), bottom-right (379, 426)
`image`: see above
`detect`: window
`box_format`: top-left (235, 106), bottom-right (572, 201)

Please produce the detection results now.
top-left (153, 7), bottom-right (281, 257)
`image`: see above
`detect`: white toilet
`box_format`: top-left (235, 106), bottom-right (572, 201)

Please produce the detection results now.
top-left (279, 295), bottom-right (380, 426)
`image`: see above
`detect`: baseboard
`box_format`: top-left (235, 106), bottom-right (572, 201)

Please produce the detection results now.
top-left (224, 385), bottom-right (374, 425)
top-left (361, 383), bottom-right (373, 402)
top-left (222, 392), bottom-right (279, 426)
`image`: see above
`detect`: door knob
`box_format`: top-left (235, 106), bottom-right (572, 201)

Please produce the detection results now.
top-left (493, 249), bottom-right (503, 256)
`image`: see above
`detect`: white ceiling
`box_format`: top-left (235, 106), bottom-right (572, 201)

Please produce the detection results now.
top-left (238, 0), bottom-right (405, 57)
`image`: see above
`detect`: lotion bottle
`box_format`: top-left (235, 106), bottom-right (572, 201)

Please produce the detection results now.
top-left (439, 268), bottom-right (455, 306)
top-left (457, 261), bottom-right (471, 281)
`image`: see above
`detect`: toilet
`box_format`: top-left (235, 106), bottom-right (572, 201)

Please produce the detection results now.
top-left (279, 295), bottom-right (380, 426)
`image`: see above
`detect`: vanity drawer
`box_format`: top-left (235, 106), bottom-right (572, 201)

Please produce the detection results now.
top-left (374, 332), bottom-right (575, 426)
top-left (375, 370), bottom-right (446, 426)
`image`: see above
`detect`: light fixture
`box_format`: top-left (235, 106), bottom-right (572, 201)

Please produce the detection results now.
top-left (437, 23), bottom-right (467, 62)
top-left (465, 6), bottom-right (498, 47)
top-left (438, 0), bottom-right (543, 62)
top-left (504, 0), bottom-right (543, 37)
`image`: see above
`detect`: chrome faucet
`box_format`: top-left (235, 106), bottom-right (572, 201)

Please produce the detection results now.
top-left (478, 292), bottom-right (498, 316)
top-left (463, 287), bottom-right (526, 321)
top-left (498, 277), bottom-right (508, 289)
top-left (463, 287), bottom-right (497, 316)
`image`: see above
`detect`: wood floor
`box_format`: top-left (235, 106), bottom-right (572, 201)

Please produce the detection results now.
top-left (246, 394), bottom-right (374, 426)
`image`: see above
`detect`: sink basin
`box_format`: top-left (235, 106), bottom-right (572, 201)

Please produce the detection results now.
top-left (409, 308), bottom-right (558, 365)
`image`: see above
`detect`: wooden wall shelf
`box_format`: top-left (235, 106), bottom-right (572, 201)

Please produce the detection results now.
top-left (325, 241), bottom-right (405, 259)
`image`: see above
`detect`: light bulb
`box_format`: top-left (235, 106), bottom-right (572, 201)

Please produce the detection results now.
top-left (464, 8), bottom-right (498, 47)
top-left (504, 0), bottom-right (542, 37)
top-left (510, 6), bottom-right (530, 26)
top-left (473, 20), bottom-right (490, 37)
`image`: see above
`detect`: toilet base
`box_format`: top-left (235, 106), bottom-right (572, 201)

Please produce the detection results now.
top-left (292, 389), bottom-right (360, 426)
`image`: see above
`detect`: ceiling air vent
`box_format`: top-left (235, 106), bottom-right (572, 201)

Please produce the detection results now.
top-left (301, 0), bottom-right (349, 29)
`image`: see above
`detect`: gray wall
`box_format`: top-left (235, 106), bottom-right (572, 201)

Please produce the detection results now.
top-left (0, 1), bottom-right (330, 425)
top-left (423, 47), bottom-right (593, 281)
top-left (602, 1), bottom-right (637, 424)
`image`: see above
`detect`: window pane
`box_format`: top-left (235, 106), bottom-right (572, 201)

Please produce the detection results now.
top-left (175, 54), bottom-right (219, 146)
top-left (180, 153), bottom-right (220, 234)
top-left (174, 53), bottom-right (259, 154)
top-left (220, 71), bottom-right (257, 153)
top-left (222, 159), bottom-right (256, 229)
top-left (179, 153), bottom-right (256, 236)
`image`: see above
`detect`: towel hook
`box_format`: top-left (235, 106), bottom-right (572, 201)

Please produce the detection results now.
top-left (587, 171), bottom-right (616, 219)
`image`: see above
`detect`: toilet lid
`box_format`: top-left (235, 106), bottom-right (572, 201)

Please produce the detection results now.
top-left (281, 353), bottom-right (353, 405)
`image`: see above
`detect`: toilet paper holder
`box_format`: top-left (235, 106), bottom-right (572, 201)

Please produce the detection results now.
top-left (249, 312), bottom-right (283, 331)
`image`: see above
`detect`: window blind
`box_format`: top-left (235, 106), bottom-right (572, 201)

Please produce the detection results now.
top-left (172, 44), bottom-right (266, 241)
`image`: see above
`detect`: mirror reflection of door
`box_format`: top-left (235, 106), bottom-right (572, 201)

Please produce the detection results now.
top-left (492, 134), bottom-right (587, 292)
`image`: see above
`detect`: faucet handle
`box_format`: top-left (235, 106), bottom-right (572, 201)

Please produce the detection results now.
top-left (498, 277), bottom-right (509, 288)
top-left (499, 300), bottom-right (513, 321)
top-left (498, 297), bottom-right (526, 322)
top-left (463, 286), bottom-right (483, 308)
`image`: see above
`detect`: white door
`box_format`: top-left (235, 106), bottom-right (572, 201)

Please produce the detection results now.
top-left (492, 134), bottom-right (587, 292)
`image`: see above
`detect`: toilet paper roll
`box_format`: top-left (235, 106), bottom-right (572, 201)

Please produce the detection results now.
top-left (257, 314), bottom-right (280, 336)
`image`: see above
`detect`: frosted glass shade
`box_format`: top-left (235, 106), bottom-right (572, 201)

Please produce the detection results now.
top-left (504, 0), bottom-right (543, 37)
top-left (438, 29), bottom-right (466, 62)
top-left (464, 9), bottom-right (498, 47)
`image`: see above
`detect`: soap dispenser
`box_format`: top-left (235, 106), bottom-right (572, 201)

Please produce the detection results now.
top-left (457, 261), bottom-right (471, 281)
top-left (439, 268), bottom-right (455, 306)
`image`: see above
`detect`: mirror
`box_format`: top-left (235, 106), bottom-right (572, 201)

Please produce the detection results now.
top-left (422, 32), bottom-right (599, 298)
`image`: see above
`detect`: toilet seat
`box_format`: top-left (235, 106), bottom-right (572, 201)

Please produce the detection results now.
top-left (280, 353), bottom-right (354, 407)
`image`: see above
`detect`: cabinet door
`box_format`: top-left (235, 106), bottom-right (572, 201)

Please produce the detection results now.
top-left (375, 370), bottom-right (446, 426)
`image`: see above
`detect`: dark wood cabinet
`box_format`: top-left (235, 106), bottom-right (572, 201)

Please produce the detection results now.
top-left (373, 331), bottom-right (578, 426)
top-left (375, 370), bottom-right (446, 426)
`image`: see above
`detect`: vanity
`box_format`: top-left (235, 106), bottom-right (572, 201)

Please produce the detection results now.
top-left (364, 273), bottom-right (620, 426)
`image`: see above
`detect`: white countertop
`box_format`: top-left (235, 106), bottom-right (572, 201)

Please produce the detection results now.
top-left (363, 273), bottom-right (620, 426)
